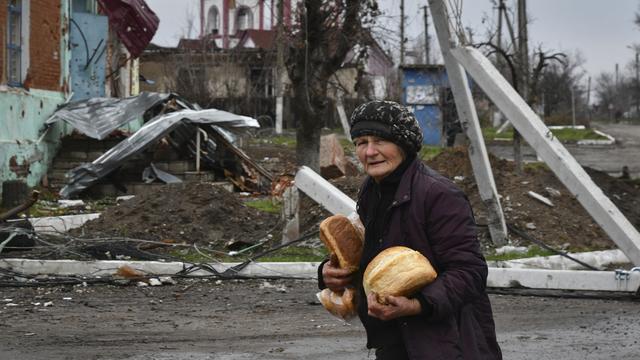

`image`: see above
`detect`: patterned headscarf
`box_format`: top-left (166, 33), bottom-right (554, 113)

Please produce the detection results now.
top-left (349, 100), bottom-right (423, 155)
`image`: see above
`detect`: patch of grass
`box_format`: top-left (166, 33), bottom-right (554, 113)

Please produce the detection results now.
top-left (245, 198), bottom-right (282, 213)
top-left (523, 162), bottom-right (550, 172)
top-left (419, 145), bottom-right (444, 161)
top-left (270, 135), bottom-right (297, 147)
top-left (483, 126), bottom-right (608, 142)
top-left (485, 246), bottom-right (556, 261)
top-left (258, 246), bottom-right (328, 262)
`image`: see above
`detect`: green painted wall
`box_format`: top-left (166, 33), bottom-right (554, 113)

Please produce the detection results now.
top-left (0, 88), bottom-right (68, 199)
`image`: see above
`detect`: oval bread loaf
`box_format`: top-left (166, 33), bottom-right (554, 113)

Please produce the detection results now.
top-left (363, 246), bottom-right (437, 304)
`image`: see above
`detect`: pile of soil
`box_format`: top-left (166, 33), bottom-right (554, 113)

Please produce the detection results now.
top-left (53, 139), bottom-right (640, 260)
top-left (78, 182), bottom-right (279, 247)
top-left (427, 147), bottom-right (640, 251)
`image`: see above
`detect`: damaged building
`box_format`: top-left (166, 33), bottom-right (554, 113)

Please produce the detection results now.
top-left (0, 0), bottom-right (158, 203)
top-left (140, 0), bottom-right (395, 127)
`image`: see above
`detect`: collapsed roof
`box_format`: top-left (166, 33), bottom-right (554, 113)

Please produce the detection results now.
top-left (47, 92), bottom-right (259, 198)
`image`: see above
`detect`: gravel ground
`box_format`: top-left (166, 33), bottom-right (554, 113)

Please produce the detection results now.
top-left (1, 278), bottom-right (639, 360)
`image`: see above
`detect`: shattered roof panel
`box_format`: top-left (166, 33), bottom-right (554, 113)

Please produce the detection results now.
top-left (59, 108), bottom-right (259, 198)
top-left (98, 0), bottom-right (159, 58)
top-left (46, 92), bottom-right (172, 140)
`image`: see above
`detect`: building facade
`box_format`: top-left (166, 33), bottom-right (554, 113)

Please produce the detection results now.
top-left (0, 0), bottom-right (155, 200)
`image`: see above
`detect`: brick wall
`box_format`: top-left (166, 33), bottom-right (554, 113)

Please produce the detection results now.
top-left (0, 5), bottom-right (6, 83)
top-left (28, 0), bottom-right (62, 91)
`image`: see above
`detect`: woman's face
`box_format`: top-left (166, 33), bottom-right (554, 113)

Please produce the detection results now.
top-left (354, 135), bottom-right (405, 182)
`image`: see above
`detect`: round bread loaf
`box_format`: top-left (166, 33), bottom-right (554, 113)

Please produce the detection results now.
top-left (363, 246), bottom-right (437, 304)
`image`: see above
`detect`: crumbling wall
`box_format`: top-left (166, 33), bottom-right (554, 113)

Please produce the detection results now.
top-left (0, 1), bottom-right (69, 200)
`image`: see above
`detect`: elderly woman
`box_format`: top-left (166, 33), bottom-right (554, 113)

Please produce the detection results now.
top-left (319, 101), bottom-right (502, 360)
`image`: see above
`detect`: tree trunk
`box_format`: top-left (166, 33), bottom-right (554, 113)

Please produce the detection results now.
top-left (292, 80), bottom-right (326, 171)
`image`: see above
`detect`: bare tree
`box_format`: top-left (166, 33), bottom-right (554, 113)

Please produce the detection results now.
top-left (285, 0), bottom-right (379, 170)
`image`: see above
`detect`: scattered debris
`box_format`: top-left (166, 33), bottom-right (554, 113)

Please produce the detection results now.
top-left (115, 265), bottom-right (145, 279)
top-left (57, 200), bottom-right (86, 210)
top-left (495, 245), bottom-right (529, 256)
top-left (259, 281), bottom-right (287, 293)
top-left (527, 191), bottom-right (554, 207)
top-left (544, 187), bottom-right (562, 198)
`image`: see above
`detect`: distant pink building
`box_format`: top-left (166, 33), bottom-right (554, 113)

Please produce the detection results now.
top-left (199, 0), bottom-right (293, 49)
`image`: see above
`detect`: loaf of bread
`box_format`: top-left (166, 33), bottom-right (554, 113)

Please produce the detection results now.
top-left (363, 246), bottom-right (437, 304)
top-left (316, 287), bottom-right (357, 319)
top-left (319, 214), bottom-right (364, 273)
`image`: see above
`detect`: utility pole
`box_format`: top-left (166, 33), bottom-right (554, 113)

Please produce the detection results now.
top-left (635, 49), bottom-right (640, 117)
top-left (400, 0), bottom-right (405, 66)
top-left (423, 5), bottom-right (430, 64)
top-left (586, 76), bottom-right (592, 127)
top-left (495, 0), bottom-right (506, 70)
top-left (513, 0), bottom-right (529, 174)
top-left (275, 0), bottom-right (285, 134)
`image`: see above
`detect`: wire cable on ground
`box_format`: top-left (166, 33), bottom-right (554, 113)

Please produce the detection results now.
top-left (506, 223), bottom-right (600, 271)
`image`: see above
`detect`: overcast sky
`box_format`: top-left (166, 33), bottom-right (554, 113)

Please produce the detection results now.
top-left (146, 0), bottom-right (640, 81)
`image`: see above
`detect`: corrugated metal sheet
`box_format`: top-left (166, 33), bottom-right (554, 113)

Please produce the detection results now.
top-left (97, 0), bottom-right (159, 58)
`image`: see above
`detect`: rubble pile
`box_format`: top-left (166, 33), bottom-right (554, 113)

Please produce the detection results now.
top-left (78, 182), bottom-right (279, 247)
top-left (427, 147), bottom-right (640, 251)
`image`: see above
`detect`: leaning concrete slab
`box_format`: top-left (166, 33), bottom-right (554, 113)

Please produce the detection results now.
top-left (429, 0), bottom-right (508, 246)
top-left (294, 166), bottom-right (356, 216)
top-left (449, 46), bottom-right (640, 266)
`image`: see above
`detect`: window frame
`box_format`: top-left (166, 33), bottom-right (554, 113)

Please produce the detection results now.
top-left (6, 0), bottom-right (29, 88)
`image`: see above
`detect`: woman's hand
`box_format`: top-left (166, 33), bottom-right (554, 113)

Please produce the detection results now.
top-left (321, 254), bottom-right (354, 292)
top-left (367, 292), bottom-right (422, 321)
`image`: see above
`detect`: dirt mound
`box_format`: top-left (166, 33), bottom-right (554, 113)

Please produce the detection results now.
top-left (78, 182), bottom-right (279, 246)
top-left (427, 147), bottom-right (640, 251)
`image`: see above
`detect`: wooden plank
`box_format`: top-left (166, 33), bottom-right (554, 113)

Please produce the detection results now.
top-left (450, 45), bottom-right (640, 266)
top-left (429, 0), bottom-right (508, 245)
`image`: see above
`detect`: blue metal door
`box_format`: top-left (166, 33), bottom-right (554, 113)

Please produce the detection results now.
top-left (408, 105), bottom-right (441, 145)
top-left (70, 12), bottom-right (108, 101)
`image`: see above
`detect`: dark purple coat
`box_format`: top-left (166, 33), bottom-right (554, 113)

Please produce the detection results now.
top-left (356, 158), bottom-right (502, 360)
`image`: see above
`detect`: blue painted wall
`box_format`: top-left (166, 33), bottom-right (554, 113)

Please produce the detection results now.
top-left (401, 66), bottom-right (449, 146)
top-left (70, 11), bottom-right (108, 101)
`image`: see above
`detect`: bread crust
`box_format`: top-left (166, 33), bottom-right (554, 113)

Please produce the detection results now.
top-left (319, 215), bottom-right (364, 272)
top-left (317, 287), bottom-right (357, 319)
top-left (363, 246), bottom-right (437, 303)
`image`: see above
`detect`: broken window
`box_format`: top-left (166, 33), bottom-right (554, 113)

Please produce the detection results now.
top-left (206, 5), bottom-right (219, 35)
top-left (236, 6), bottom-right (253, 33)
top-left (72, 0), bottom-right (98, 13)
top-left (7, 0), bottom-right (23, 86)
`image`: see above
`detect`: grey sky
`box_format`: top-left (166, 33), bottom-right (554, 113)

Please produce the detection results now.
top-left (146, 0), bottom-right (640, 80)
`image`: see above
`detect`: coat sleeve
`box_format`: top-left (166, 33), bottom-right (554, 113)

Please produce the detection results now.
top-left (418, 181), bottom-right (488, 322)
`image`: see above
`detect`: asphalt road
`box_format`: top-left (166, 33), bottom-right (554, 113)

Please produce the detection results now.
top-left (487, 122), bottom-right (640, 178)
top-left (1, 279), bottom-right (639, 359)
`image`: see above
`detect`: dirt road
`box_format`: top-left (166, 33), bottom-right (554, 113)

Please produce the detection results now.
top-left (487, 122), bottom-right (640, 178)
top-left (1, 279), bottom-right (638, 359)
